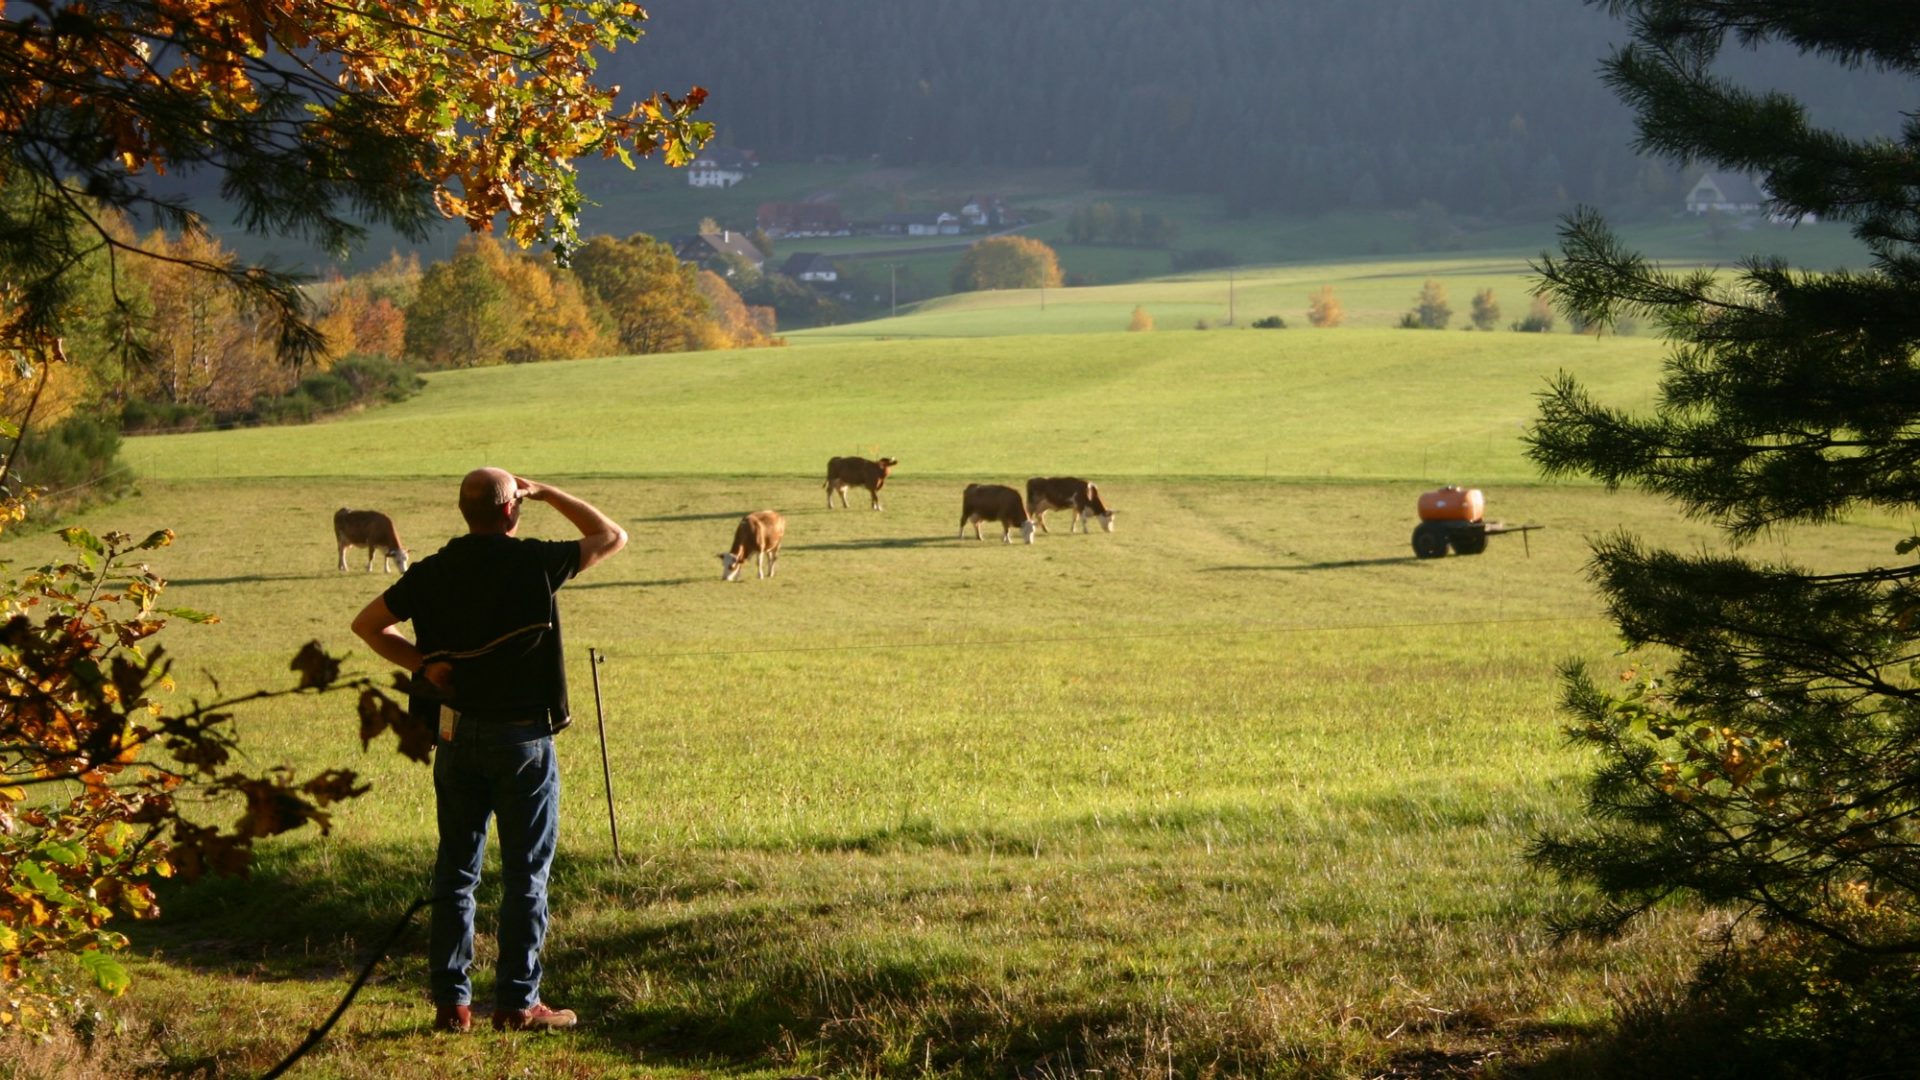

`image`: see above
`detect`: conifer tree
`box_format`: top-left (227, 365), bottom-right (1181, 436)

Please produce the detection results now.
top-left (1527, 0), bottom-right (1920, 953)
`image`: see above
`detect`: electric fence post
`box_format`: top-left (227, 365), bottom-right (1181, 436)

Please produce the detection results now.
top-left (588, 648), bottom-right (623, 864)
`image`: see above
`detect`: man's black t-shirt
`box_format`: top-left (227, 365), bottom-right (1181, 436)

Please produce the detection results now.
top-left (384, 533), bottom-right (582, 731)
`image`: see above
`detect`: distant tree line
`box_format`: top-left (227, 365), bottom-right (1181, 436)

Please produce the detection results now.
top-left (1065, 203), bottom-right (1178, 247)
top-left (628, 0), bottom-right (1907, 217)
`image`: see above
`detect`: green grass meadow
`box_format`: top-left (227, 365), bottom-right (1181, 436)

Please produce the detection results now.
top-left (7, 269), bottom-right (1906, 1078)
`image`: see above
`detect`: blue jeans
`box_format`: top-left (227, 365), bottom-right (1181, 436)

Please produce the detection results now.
top-left (428, 718), bottom-right (559, 1011)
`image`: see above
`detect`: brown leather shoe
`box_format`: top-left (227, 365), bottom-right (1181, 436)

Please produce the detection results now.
top-left (434, 1003), bottom-right (472, 1033)
top-left (492, 1002), bottom-right (578, 1031)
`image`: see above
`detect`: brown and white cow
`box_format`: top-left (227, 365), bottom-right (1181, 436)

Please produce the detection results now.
top-left (825, 455), bottom-right (898, 510)
top-left (334, 508), bottom-right (410, 573)
top-left (1026, 477), bottom-right (1116, 534)
top-left (958, 483), bottom-right (1035, 545)
top-left (719, 510), bottom-right (786, 580)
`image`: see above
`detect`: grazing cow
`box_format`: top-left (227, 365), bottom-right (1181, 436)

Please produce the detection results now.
top-left (1026, 477), bottom-right (1117, 534)
top-left (825, 455), bottom-right (898, 510)
top-left (719, 510), bottom-right (786, 581)
top-left (959, 483), bottom-right (1035, 545)
top-left (334, 508), bottom-right (410, 573)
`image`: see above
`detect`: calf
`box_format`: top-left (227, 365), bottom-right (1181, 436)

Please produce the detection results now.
top-left (958, 483), bottom-right (1035, 545)
top-left (334, 508), bottom-right (410, 573)
top-left (719, 510), bottom-right (786, 580)
top-left (1026, 477), bottom-right (1116, 534)
top-left (825, 455), bottom-right (898, 510)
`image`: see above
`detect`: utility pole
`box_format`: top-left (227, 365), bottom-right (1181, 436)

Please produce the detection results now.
top-left (1228, 267), bottom-right (1235, 326)
top-left (889, 263), bottom-right (898, 319)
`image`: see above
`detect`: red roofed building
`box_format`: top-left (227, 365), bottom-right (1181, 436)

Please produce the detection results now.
top-left (757, 201), bottom-right (850, 238)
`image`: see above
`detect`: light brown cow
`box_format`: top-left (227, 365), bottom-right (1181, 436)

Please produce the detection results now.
top-left (958, 484), bottom-right (1035, 544)
top-left (334, 508), bottom-right (410, 573)
top-left (719, 510), bottom-right (786, 580)
top-left (825, 455), bottom-right (898, 510)
top-left (1026, 477), bottom-right (1116, 534)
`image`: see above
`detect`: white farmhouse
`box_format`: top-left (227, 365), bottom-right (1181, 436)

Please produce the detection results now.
top-left (1684, 171), bottom-right (1766, 215)
top-left (1684, 171), bottom-right (1816, 224)
top-left (779, 253), bottom-right (838, 284)
top-left (687, 147), bottom-right (758, 188)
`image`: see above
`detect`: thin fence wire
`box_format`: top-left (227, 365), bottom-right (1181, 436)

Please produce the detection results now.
top-left (1, 464), bottom-right (136, 501)
top-left (610, 612), bottom-right (1604, 663)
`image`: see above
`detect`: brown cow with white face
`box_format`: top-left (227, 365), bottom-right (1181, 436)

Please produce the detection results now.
top-left (825, 455), bottom-right (898, 510)
top-left (719, 510), bottom-right (786, 580)
top-left (958, 483), bottom-right (1035, 544)
top-left (1026, 477), bottom-right (1116, 534)
top-left (334, 508), bottom-right (410, 572)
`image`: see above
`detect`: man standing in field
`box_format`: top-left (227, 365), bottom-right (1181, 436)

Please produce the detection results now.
top-left (350, 468), bottom-right (627, 1033)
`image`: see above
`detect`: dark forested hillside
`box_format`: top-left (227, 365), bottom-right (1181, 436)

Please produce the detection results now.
top-left (631, 0), bottom-right (1907, 216)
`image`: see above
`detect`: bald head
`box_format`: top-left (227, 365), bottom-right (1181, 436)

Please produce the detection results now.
top-left (459, 467), bottom-right (520, 531)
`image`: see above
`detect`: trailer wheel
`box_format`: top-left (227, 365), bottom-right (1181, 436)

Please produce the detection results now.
top-left (1412, 522), bottom-right (1450, 559)
top-left (1449, 528), bottom-right (1488, 556)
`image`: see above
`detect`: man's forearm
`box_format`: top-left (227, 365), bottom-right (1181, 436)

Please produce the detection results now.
top-left (352, 597), bottom-right (425, 671)
top-left (538, 484), bottom-right (622, 540)
top-left (362, 626), bottom-right (426, 672)
top-left (527, 480), bottom-right (628, 570)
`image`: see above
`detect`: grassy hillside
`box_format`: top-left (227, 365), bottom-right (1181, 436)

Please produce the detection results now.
top-left (801, 257), bottom-right (1559, 337)
top-left (6, 276), bottom-right (1897, 1077)
top-left (121, 324), bottom-right (1663, 486)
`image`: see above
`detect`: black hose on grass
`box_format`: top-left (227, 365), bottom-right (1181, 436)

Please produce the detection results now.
top-left (260, 896), bottom-right (433, 1080)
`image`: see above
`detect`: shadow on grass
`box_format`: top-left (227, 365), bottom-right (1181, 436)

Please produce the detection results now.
top-left (129, 842), bottom-right (753, 982)
top-left (792, 536), bottom-right (951, 551)
top-left (1204, 555), bottom-right (1421, 572)
top-left (631, 511), bottom-right (754, 524)
top-left (173, 571), bottom-right (357, 586)
top-left (561, 902), bottom-right (1138, 1075)
top-left (568, 576), bottom-right (707, 589)
top-left (638, 508), bottom-right (858, 524)
top-left (1504, 941), bottom-right (1920, 1080)
top-left (131, 841), bottom-right (1150, 1075)
top-left (788, 802), bottom-right (1291, 858)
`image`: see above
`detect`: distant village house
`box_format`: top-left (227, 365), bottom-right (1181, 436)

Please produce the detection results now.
top-left (1684, 171), bottom-right (1764, 215)
top-left (960, 195), bottom-right (1008, 228)
top-left (672, 230), bottom-right (767, 275)
top-left (1685, 171), bottom-right (1815, 223)
top-left (686, 147), bottom-right (758, 188)
top-left (778, 253), bottom-right (839, 284)
top-left (875, 211), bottom-right (961, 237)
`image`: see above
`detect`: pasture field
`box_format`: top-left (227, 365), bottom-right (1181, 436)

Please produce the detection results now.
top-left (7, 315), bottom-right (1906, 1078)
top-left (798, 236), bottom-right (1871, 343)
top-left (119, 327), bottom-right (1665, 486)
top-left (797, 259), bottom-right (1564, 339)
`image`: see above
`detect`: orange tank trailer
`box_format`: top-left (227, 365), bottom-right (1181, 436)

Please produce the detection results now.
top-left (1411, 487), bottom-right (1541, 558)
top-left (1417, 485), bottom-right (1484, 523)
